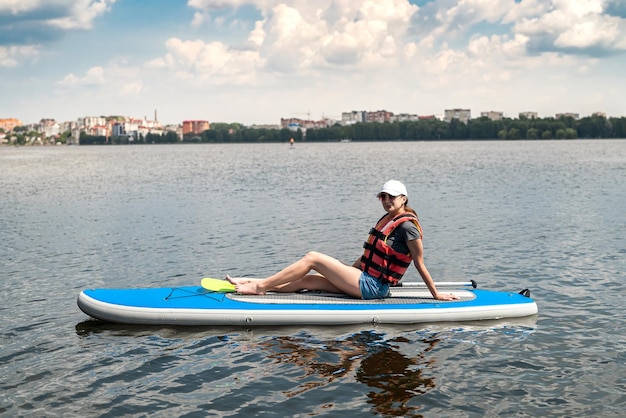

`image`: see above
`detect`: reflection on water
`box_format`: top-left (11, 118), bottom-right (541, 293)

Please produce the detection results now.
top-left (259, 331), bottom-right (437, 417)
top-left (358, 335), bottom-right (436, 417)
top-left (72, 319), bottom-right (537, 417)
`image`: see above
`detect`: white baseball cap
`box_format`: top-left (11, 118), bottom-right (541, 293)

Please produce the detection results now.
top-left (377, 180), bottom-right (408, 197)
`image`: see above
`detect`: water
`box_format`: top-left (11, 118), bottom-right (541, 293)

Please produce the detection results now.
top-left (1, 140), bottom-right (625, 417)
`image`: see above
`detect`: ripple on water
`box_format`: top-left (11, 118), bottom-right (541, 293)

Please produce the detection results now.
top-left (1, 141), bottom-right (625, 417)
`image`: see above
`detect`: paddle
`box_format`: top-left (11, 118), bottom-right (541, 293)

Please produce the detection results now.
top-left (398, 280), bottom-right (477, 288)
top-left (201, 278), bottom-right (236, 293)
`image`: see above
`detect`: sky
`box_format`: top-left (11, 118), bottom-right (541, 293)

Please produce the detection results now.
top-left (1, 0), bottom-right (625, 126)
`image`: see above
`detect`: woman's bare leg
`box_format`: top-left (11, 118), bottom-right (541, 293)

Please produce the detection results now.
top-left (235, 251), bottom-right (363, 297)
top-left (272, 274), bottom-right (342, 293)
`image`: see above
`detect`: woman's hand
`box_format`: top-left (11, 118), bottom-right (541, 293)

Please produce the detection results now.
top-left (434, 292), bottom-right (460, 301)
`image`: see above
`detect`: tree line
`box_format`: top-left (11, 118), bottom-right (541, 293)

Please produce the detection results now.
top-left (75, 114), bottom-right (626, 145)
top-left (306, 114), bottom-right (626, 141)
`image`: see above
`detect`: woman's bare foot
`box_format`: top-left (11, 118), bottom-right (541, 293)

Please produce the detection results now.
top-left (226, 275), bottom-right (252, 286)
top-left (236, 281), bottom-right (266, 295)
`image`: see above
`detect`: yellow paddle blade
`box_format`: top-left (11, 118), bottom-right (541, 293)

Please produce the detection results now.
top-left (201, 278), bottom-right (236, 293)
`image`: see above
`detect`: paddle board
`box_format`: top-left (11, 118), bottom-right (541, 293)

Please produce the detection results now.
top-left (77, 280), bottom-right (538, 326)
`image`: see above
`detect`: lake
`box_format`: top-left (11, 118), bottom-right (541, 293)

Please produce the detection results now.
top-left (1, 140), bottom-right (625, 417)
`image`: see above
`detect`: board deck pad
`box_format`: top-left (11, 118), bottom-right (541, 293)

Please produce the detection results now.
top-left (223, 288), bottom-right (476, 305)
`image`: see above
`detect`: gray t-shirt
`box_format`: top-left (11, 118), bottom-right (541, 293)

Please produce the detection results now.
top-left (384, 221), bottom-right (422, 255)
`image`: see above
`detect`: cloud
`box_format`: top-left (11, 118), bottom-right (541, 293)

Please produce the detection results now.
top-left (155, 0), bottom-right (420, 81)
top-left (0, 0), bottom-right (116, 58)
top-left (147, 37), bottom-right (264, 84)
top-left (187, 0), bottom-right (263, 27)
top-left (0, 44), bottom-right (39, 67)
top-left (174, 0), bottom-right (625, 81)
top-left (57, 62), bottom-right (146, 99)
top-left (512, 0), bottom-right (626, 57)
top-left (58, 66), bottom-right (106, 87)
top-left (132, 0), bottom-right (602, 118)
top-left (187, 0), bottom-right (255, 10)
top-left (410, 0), bottom-right (626, 58)
top-left (47, 0), bottom-right (117, 30)
top-left (119, 80), bottom-right (143, 96)
top-left (411, 0), bottom-right (513, 40)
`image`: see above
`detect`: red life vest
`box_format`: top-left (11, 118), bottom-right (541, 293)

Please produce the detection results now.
top-left (360, 212), bottom-right (421, 285)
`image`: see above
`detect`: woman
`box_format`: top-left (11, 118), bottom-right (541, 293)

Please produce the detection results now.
top-left (227, 180), bottom-right (458, 301)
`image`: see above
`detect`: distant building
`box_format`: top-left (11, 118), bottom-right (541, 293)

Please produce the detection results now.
top-left (79, 116), bottom-right (107, 129)
top-left (182, 120), bottom-right (210, 135)
top-left (365, 110), bottom-right (393, 123)
top-left (138, 126), bottom-right (164, 138)
top-left (126, 118), bottom-right (141, 134)
top-left (592, 112), bottom-right (606, 118)
top-left (519, 112), bottom-right (538, 119)
top-left (68, 130), bottom-right (80, 145)
top-left (89, 125), bottom-right (109, 137)
top-left (444, 109), bottom-right (471, 124)
top-left (141, 117), bottom-right (161, 129)
top-left (111, 122), bottom-right (126, 137)
top-left (163, 124), bottom-right (183, 139)
top-left (556, 113), bottom-right (579, 120)
top-left (38, 118), bottom-right (60, 138)
top-left (60, 121), bottom-right (77, 133)
top-left (0, 118), bottom-right (22, 132)
top-left (480, 111), bottom-right (503, 121)
top-left (321, 117), bottom-right (339, 127)
top-left (250, 124), bottom-right (281, 130)
top-left (281, 118), bottom-right (302, 130)
top-left (390, 113), bottom-right (419, 122)
top-left (341, 111), bottom-right (366, 125)
top-left (280, 118), bottom-right (326, 130)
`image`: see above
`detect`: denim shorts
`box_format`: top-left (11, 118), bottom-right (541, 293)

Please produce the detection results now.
top-left (359, 271), bottom-right (390, 300)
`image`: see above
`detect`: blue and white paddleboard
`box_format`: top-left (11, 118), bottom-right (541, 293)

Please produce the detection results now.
top-left (77, 279), bottom-right (537, 326)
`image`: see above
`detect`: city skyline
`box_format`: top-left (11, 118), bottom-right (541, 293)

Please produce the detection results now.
top-left (1, 107), bottom-right (614, 133)
top-left (1, 1), bottom-right (625, 126)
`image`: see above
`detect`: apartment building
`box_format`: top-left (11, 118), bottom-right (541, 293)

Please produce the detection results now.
top-left (0, 118), bottom-right (22, 132)
top-left (365, 110), bottom-right (393, 123)
top-left (480, 111), bottom-right (504, 121)
top-left (182, 120), bottom-right (210, 135)
top-left (341, 111), bottom-right (366, 125)
top-left (444, 109), bottom-right (471, 124)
